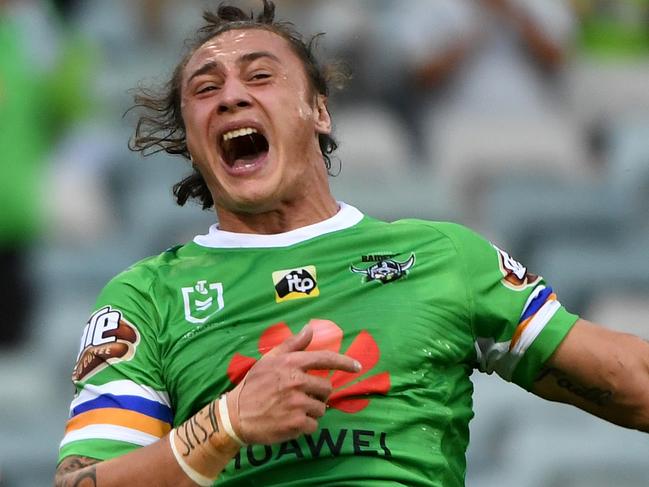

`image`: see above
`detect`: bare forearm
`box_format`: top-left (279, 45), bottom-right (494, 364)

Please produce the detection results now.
top-left (534, 366), bottom-right (648, 431)
top-left (534, 321), bottom-right (649, 432)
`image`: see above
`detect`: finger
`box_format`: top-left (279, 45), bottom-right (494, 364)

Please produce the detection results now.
top-left (290, 350), bottom-right (361, 373)
top-left (264, 324), bottom-right (313, 358)
top-left (300, 374), bottom-right (333, 402)
top-left (301, 395), bottom-right (327, 419)
top-left (300, 416), bottom-right (319, 436)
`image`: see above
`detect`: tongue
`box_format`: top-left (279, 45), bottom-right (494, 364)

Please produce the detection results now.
top-left (230, 151), bottom-right (267, 169)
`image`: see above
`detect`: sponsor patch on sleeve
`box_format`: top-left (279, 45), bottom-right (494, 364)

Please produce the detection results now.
top-left (72, 306), bottom-right (140, 382)
top-left (492, 244), bottom-right (541, 291)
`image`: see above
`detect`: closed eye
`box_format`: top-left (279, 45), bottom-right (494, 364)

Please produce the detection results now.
top-left (197, 85), bottom-right (219, 94)
top-left (250, 72), bottom-right (271, 81)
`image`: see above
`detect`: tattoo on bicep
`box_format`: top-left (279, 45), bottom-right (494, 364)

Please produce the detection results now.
top-left (55, 456), bottom-right (100, 487)
top-left (175, 401), bottom-right (220, 457)
top-left (536, 367), bottom-right (613, 406)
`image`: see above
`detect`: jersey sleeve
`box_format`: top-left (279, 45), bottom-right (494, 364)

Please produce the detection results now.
top-left (58, 264), bottom-right (172, 464)
top-left (441, 223), bottom-right (579, 390)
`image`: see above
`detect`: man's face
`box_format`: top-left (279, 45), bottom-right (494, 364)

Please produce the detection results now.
top-left (181, 28), bottom-right (332, 215)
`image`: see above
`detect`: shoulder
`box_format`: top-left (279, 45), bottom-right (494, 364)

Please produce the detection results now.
top-left (388, 218), bottom-right (483, 246)
top-left (354, 217), bottom-right (494, 264)
top-left (100, 243), bottom-right (197, 297)
top-left (384, 219), bottom-right (501, 270)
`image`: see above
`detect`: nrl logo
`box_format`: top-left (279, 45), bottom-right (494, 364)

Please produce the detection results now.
top-left (181, 280), bottom-right (224, 324)
top-left (350, 254), bottom-right (416, 284)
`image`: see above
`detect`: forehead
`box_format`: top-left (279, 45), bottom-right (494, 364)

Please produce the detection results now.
top-left (184, 28), bottom-right (302, 78)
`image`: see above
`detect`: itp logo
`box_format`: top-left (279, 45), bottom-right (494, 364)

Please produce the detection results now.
top-left (272, 266), bottom-right (319, 303)
top-left (226, 320), bottom-right (390, 413)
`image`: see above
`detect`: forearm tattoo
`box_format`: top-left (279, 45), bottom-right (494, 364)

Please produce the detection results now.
top-left (55, 456), bottom-right (100, 487)
top-left (176, 400), bottom-right (221, 456)
top-left (536, 367), bottom-right (613, 406)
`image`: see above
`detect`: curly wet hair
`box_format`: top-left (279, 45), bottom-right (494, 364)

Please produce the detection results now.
top-left (129, 0), bottom-right (341, 210)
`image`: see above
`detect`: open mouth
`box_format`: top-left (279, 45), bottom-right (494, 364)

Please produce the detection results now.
top-left (220, 127), bottom-right (269, 170)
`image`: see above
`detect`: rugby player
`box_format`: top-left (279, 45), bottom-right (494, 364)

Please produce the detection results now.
top-left (55, 2), bottom-right (649, 486)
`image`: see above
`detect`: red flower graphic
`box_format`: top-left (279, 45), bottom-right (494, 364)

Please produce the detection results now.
top-left (226, 319), bottom-right (391, 413)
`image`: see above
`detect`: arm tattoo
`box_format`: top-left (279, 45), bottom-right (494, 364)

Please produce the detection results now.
top-left (55, 456), bottom-right (100, 487)
top-left (205, 400), bottom-right (220, 438)
top-left (536, 367), bottom-right (613, 406)
top-left (175, 401), bottom-right (221, 457)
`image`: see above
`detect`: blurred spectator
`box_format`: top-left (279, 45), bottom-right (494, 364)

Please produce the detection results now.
top-left (368, 0), bottom-right (576, 139)
top-left (275, 0), bottom-right (373, 100)
top-left (0, 0), bottom-right (93, 347)
top-left (569, 0), bottom-right (649, 165)
top-left (366, 0), bottom-right (587, 226)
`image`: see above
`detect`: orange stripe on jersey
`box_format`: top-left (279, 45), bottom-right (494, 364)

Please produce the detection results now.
top-left (65, 407), bottom-right (172, 438)
top-left (510, 294), bottom-right (557, 350)
top-left (510, 316), bottom-right (532, 351)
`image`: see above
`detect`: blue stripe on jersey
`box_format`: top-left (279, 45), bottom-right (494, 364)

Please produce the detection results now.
top-left (519, 287), bottom-right (554, 323)
top-left (71, 394), bottom-right (174, 424)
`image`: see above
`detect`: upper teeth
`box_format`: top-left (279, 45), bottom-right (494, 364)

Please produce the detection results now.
top-left (222, 127), bottom-right (257, 141)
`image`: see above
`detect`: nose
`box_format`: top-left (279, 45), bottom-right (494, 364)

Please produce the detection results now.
top-left (217, 77), bottom-right (252, 114)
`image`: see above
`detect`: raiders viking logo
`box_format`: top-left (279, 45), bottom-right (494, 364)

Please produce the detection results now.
top-left (350, 254), bottom-right (416, 284)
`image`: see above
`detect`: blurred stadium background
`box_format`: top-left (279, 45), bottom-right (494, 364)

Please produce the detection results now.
top-left (1, 0), bottom-right (648, 485)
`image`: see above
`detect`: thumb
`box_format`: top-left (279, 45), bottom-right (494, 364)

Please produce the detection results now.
top-left (265, 324), bottom-right (313, 357)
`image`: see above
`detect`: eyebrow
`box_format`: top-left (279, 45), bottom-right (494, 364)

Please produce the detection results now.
top-left (186, 51), bottom-right (281, 85)
top-left (187, 61), bottom-right (220, 84)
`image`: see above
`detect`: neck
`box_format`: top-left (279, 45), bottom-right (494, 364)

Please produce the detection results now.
top-left (214, 191), bottom-right (339, 235)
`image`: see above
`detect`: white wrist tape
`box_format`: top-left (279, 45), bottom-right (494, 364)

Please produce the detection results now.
top-left (219, 394), bottom-right (246, 446)
top-left (169, 429), bottom-right (216, 487)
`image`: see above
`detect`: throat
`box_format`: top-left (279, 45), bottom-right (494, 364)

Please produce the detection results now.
top-left (215, 196), bottom-right (340, 235)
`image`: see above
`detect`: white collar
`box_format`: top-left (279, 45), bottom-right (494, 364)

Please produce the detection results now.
top-left (193, 202), bottom-right (364, 249)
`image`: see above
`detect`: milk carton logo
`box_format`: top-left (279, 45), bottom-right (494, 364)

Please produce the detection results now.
top-left (492, 245), bottom-right (540, 291)
top-left (73, 306), bottom-right (140, 381)
top-left (182, 280), bottom-right (225, 324)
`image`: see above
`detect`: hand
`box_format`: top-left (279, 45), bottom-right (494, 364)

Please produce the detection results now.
top-left (225, 323), bottom-right (361, 445)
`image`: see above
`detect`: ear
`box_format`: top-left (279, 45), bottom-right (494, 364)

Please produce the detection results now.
top-left (314, 94), bottom-right (332, 135)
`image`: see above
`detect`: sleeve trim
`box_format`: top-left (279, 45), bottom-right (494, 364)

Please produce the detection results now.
top-left (512, 308), bottom-right (580, 390)
top-left (475, 299), bottom-right (566, 381)
top-left (72, 381), bottom-right (171, 412)
top-left (60, 424), bottom-right (160, 449)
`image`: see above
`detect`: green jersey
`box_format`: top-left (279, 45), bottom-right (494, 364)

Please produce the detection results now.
top-left (58, 203), bottom-right (578, 486)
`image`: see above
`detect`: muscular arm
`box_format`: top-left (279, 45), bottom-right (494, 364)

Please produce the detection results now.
top-left (55, 323), bottom-right (361, 486)
top-left (55, 456), bottom-right (100, 487)
top-left (533, 319), bottom-right (649, 432)
top-left (55, 402), bottom-right (240, 487)
top-left (54, 444), bottom-right (201, 487)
